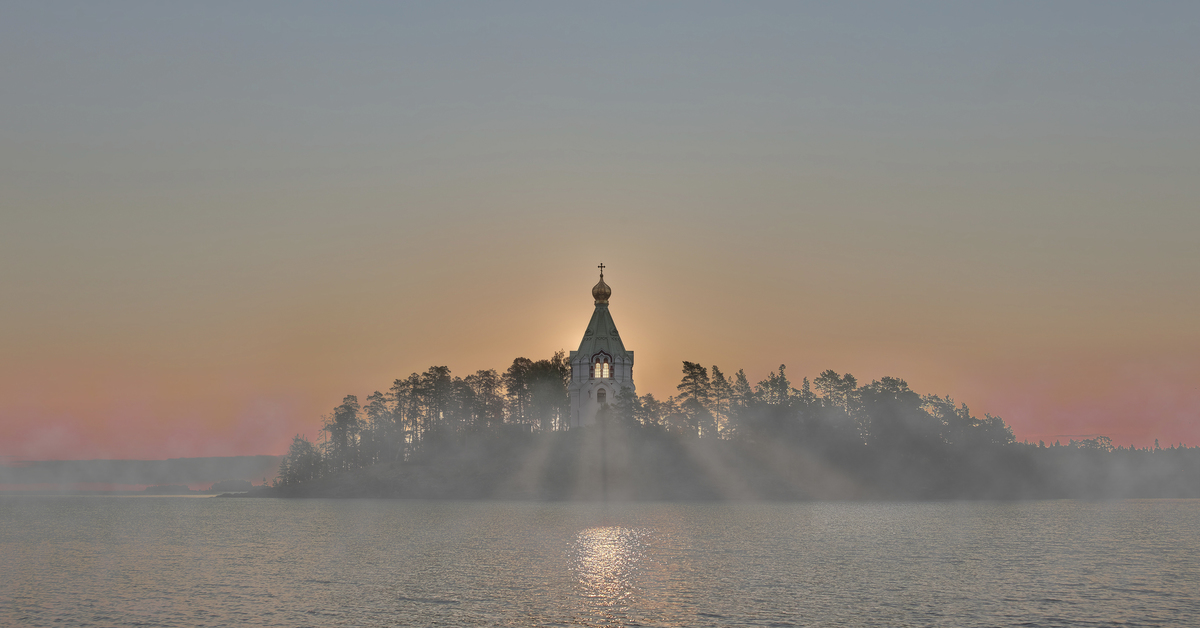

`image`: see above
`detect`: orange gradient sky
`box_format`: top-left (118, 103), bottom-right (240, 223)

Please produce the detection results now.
top-left (3, 3), bottom-right (1198, 460)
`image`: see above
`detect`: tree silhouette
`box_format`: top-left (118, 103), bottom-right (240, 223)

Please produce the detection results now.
top-left (503, 357), bottom-right (535, 426)
top-left (464, 369), bottom-right (505, 430)
top-left (528, 352), bottom-right (570, 431)
top-left (813, 369), bottom-right (857, 411)
top-left (711, 365), bottom-right (733, 434)
top-left (677, 362), bottom-right (711, 408)
top-left (272, 355), bottom-right (1199, 501)
top-left (323, 395), bottom-right (361, 472)
top-left (756, 364), bottom-right (792, 407)
top-left (275, 434), bottom-right (324, 486)
top-left (612, 384), bottom-right (641, 428)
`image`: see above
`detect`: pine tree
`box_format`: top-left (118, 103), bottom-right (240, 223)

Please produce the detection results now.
top-left (711, 365), bottom-right (733, 435)
top-left (756, 364), bottom-right (791, 406)
top-left (677, 361), bottom-right (711, 407)
top-left (322, 395), bottom-right (361, 473)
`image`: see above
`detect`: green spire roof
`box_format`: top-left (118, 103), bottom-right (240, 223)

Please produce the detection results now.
top-left (576, 304), bottom-right (629, 358)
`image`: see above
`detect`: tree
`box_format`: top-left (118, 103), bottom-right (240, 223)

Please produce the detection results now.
top-left (464, 369), bottom-right (505, 430)
top-left (361, 390), bottom-right (393, 465)
top-left (923, 394), bottom-right (975, 447)
top-left (445, 377), bottom-right (476, 433)
top-left (756, 364), bottom-right (792, 406)
top-left (796, 377), bottom-right (816, 406)
top-left (527, 351), bottom-right (570, 431)
top-left (726, 369), bottom-right (755, 438)
top-left (662, 396), bottom-right (692, 436)
top-left (677, 361), bottom-right (711, 408)
top-left (612, 384), bottom-right (641, 427)
top-left (275, 434), bottom-right (324, 486)
top-left (503, 357), bottom-right (535, 425)
top-left (638, 393), bottom-right (672, 428)
top-left (418, 366), bottom-right (453, 434)
top-left (857, 377), bottom-right (940, 450)
top-left (923, 394), bottom-right (1015, 450)
top-left (323, 395), bottom-right (361, 473)
top-left (814, 369), bottom-right (857, 410)
top-left (979, 413), bottom-right (1016, 447)
top-left (390, 373), bottom-right (423, 457)
top-left (711, 365), bottom-right (733, 435)
top-left (681, 397), bottom-right (717, 438)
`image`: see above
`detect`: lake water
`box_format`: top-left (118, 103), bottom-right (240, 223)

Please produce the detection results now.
top-left (3, 498), bottom-right (1197, 627)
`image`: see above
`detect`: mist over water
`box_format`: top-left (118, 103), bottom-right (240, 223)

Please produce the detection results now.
top-left (5, 497), bottom-right (1197, 627)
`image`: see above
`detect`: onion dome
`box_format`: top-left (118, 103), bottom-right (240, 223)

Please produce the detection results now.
top-left (592, 265), bottom-right (611, 304)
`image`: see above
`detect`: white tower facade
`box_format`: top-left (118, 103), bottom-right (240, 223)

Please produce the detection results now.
top-left (568, 265), bottom-right (635, 427)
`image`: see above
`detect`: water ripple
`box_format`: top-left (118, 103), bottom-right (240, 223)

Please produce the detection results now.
top-left (2, 498), bottom-right (1199, 626)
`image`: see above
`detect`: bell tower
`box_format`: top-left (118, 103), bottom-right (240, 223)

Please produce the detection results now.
top-left (568, 264), bottom-right (635, 427)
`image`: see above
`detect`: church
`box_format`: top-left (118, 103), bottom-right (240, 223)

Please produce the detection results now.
top-left (568, 264), bottom-right (635, 427)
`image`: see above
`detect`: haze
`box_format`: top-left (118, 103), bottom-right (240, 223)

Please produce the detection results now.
top-left (3, 2), bottom-right (1198, 461)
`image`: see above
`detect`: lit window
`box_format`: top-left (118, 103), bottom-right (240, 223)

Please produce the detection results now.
top-left (602, 361), bottom-right (610, 378)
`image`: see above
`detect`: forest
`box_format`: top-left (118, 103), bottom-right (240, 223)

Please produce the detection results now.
top-left (266, 353), bottom-right (1200, 500)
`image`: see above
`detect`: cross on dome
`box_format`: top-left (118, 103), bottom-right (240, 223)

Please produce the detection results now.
top-left (592, 263), bottom-right (611, 304)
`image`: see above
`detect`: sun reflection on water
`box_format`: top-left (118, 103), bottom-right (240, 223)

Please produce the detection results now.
top-left (570, 526), bottom-right (649, 605)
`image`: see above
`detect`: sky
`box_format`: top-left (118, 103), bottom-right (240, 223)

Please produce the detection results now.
top-left (2, 2), bottom-right (1198, 460)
